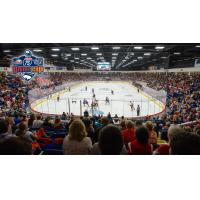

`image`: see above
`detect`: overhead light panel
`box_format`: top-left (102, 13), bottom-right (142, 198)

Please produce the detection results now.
top-left (96, 53), bottom-right (102, 56)
top-left (195, 45), bottom-right (200, 48)
top-left (155, 46), bottom-right (165, 50)
top-left (144, 53), bottom-right (151, 56)
top-left (66, 54), bottom-right (71, 56)
top-left (87, 57), bottom-right (92, 60)
top-left (174, 52), bottom-right (181, 55)
top-left (51, 48), bottom-right (60, 51)
top-left (112, 53), bottom-right (118, 56)
top-left (112, 47), bottom-right (121, 50)
top-left (3, 50), bottom-right (11, 53)
top-left (51, 54), bottom-right (58, 57)
top-left (33, 49), bottom-right (42, 52)
top-left (138, 57), bottom-right (143, 59)
top-left (71, 47), bottom-right (80, 51)
top-left (91, 47), bottom-right (99, 50)
top-left (134, 46), bottom-right (143, 49)
top-left (81, 53), bottom-right (87, 56)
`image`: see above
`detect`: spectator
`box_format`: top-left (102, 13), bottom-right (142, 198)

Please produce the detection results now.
top-left (122, 120), bottom-right (136, 149)
top-left (135, 120), bottom-right (143, 128)
top-left (94, 117), bottom-right (109, 143)
top-left (84, 110), bottom-right (89, 118)
top-left (119, 120), bottom-right (126, 131)
top-left (63, 119), bottom-right (92, 155)
top-left (28, 113), bottom-right (36, 128)
top-left (32, 115), bottom-right (44, 129)
top-left (42, 116), bottom-right (53, 129)
top-left (15, 122), bottom-right (35, 142)
top-left (98, 125), bottom-right (124, 155)
top-left (0, 119), bottom-right (12, 141)
top-left (128, 126), bottom-right (153, 155)
top-left (170, 131), bottom-right (200, 155)
top-left (5, 117), bottom-right (14, 135)
top-left (154, 124), bottom-right (183, 155)
top-left (61, 112), bottom-right (67, 120)
top-left (145, 121), bottom-right (157, 149)
top-left (0, 137), bottom-right (32, 155)
top-left (82, 117), bottom-right (95, 143)
top-left (53, 117), bottom-right (64, 129)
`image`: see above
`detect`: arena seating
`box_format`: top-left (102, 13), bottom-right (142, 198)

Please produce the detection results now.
top-left (0, 71), bottom-right (200, 155)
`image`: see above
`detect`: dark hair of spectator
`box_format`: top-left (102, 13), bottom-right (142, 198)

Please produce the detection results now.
top-left (99, 124), bottom-right (123, 155)
top-left (135, 126), bottom-right (149, 145)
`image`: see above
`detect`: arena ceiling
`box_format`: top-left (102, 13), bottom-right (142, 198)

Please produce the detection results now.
top-left (0, 43), bottom-right (200, 70)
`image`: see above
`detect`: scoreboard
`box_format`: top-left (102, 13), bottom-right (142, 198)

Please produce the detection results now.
top-left (97, 62), bottom-right (111, 71)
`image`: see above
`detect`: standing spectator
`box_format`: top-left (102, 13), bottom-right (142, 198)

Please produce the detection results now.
top-left (63, 119), bottom-right (92, 155)
top-left (128, 126), bottom-right (153, 155)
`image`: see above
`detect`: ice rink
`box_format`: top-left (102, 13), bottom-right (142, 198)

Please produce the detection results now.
top-left (31, 81), bottom-right (165, 118)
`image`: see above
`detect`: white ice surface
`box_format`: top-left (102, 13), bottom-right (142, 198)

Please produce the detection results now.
top-left (31, 81), bottom-right (165, 118)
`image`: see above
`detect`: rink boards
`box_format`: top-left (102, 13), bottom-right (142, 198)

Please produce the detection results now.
top-left (30, 81), bottom-right (165, 118)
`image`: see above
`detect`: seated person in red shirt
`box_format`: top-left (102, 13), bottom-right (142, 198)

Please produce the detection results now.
top-left (122, 120), bottom-right (136, 149)
top-left (128, 126), bottom-right (153, 155)
top-left (153, 124), bottom-right (183, 155)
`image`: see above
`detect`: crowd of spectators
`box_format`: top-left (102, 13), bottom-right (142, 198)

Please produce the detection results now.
top-left (0, 112), bottom-right (200, 155)
top-left (0, 71), bottom-right (200, 155)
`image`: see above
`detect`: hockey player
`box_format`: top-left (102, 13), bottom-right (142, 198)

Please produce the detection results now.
top-left (130, 101), bottom-right (134, 111)
top-left (85, 86), bottom-right (87, 91)
top-left (111, 90), bottom-right (114, 95)
top-left (105, 96), bottom-right (110, 104)
top-left (57, 95), bottom-right (60, 102)
top-left (83, 98), bottom-right (89, 107)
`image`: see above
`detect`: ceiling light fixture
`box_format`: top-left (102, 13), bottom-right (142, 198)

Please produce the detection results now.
top-left (33, 49), bottom-right (42, 52)
top-left (71, 47), bottom-right (80, 51)
top-left (112, 47), bottom-right (121, 50)
top-left (51, 48), bottom-right (60, 51)
top-left (134, 46), bottom-right (143, 49)
top-left (3, 50), bottom-right (11, 53)
top-left (155, 46), bottom-right (165, 50)
top-left (91, 47), bottom-right (99, 50)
